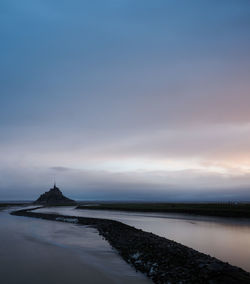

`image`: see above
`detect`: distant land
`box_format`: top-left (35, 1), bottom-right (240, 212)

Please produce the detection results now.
top-left (2, 195), bottom-right (250, 218)
top-left (77, 202), bottom-right (250, 218)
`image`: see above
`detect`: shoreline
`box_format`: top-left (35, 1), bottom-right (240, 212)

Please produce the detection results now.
top-left (3, 202), bottom-right (250, 218)
top-left (1, 208), bottom-right (149, 284)
top-left (11, 207), bottom-right (250, 283)
top-left (0, 203), bottom-right (29, 210)
top-left (76, 203), bottom-right (250, 218)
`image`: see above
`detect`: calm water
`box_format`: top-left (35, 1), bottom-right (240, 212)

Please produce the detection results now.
top-left (0, 207), bottom-right (150, 284)
top-left (35, 206), bottom-right (250, 272)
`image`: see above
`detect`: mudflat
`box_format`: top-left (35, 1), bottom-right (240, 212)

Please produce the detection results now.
top-left (0, 208), bottom-right (150, 284)
top-left (12, 207), bottom-right (250, 283)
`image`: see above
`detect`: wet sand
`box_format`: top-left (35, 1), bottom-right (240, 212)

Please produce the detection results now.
top-left (35, 206), bottom-right (250, 272)
top-left (11, 206), bottom-right (250, 283)
top-left (0, 208), bottom-right (150, 284)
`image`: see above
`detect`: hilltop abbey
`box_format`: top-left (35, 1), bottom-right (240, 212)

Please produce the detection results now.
top-left (34, 183), bottom-right (76, 205)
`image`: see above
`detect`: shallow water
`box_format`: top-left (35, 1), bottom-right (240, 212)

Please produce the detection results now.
top-left (0, 208), bottom-right (150, 284)
top-left (35, 206), bottom-right (250, 272)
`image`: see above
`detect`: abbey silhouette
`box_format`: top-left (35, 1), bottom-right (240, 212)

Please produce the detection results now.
top-left (34, 183), bottom-right (76, 205)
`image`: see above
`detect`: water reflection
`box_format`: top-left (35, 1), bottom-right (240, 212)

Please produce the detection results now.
top-left (0, 208), bottom-right (150, 284)
top-left (35, 206), bottom-right (250, 272)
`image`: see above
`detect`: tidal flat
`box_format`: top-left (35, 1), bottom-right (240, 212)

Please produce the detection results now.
top-left (11, 207), bottom-right (250, 283)
top-left (36, 205), bottom-right (250, 272)
top-left (0, 207), bottom-right (150, 284)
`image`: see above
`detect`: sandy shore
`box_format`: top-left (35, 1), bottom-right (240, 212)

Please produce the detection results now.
top-left (0, 208), bottom-right (150, 284)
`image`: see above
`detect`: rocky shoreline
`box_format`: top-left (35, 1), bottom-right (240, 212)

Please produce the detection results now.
top-left (11, 208), bottom-right (250, 284)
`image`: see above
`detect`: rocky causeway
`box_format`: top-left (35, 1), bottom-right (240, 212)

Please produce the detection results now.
top-left (11, 207), bottom-right (250, 284)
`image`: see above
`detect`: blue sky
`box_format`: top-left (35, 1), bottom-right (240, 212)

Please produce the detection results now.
top-left (1, 1), bottom-right (250, 200)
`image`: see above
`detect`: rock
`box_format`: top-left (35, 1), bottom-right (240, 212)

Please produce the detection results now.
top-left (207, 262), bottom-right (222, 272)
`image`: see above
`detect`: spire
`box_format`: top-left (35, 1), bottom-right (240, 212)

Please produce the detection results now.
top-left (53, 175), bottom-right (57, 189)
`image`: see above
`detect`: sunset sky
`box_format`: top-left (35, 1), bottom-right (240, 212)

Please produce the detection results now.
top-left (1, 0), bottom-right (250, 201)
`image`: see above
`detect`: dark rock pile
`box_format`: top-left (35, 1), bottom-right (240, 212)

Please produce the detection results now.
top-left (34, 184), bottom-right (76, 205)
top-left (11, 208), bottom-right (250, 283)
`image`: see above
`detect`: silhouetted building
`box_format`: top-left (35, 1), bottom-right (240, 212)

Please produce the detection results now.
top-left (34, 183), bottom-right (76, 205)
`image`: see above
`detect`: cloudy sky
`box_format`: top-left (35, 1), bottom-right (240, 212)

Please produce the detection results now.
top-left (1, 0), bottom-right (250, 201)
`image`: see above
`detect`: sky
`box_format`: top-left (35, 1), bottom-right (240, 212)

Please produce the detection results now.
top-left (1, 0), bottom-right (250, 201)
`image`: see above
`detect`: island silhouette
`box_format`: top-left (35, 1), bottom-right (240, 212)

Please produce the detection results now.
top-left (34, 183), bottom-right (76, 205)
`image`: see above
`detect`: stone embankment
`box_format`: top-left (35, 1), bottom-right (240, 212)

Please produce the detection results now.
top-left (11, 208), bottom-right (250, 284)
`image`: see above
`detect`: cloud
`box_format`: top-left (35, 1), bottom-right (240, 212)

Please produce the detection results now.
top-left (50, 166), bottom-right (73, 172)
top-left (0, 0), bottom-right (250, 200)
top-left (1, 164), bottom-right (250, 201)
